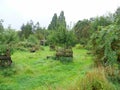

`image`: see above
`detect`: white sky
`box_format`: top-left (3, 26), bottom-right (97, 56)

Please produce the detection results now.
top-left (0, 0), bottom-right (120, 30)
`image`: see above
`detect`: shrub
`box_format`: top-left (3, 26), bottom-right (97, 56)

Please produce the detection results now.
top-left (15, 40), bottom-right (40, 52)
top-left (0, 44), bottom-right (14, 55)
top-left (105, 65), bottom-right (120, 84)
top-left (59, 57), bottom-right (73, 63)
top-left (15, 41), bottom-right (33, 51)
top-left (0, 45), bottom-right (7, 55)
top-left (27, 35), bottom-right (38, 44)
top-left (91, 25), bottom-right (120, 66)
top-left (75, 44), bottom-right (83, 49)
top-left (47, 28), bottom-right (77, 48)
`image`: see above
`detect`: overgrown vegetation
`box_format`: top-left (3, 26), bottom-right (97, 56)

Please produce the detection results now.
top-left (0, 7), bottom-right (120, 89)
top-left (0, 46), bottom-right (93, 90)
top-left (69, 67), bottom-right (116, 90)
top-left (91, 25), bottom-right (120, 65)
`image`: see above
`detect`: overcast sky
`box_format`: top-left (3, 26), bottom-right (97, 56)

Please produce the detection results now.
top-left (0, 0), bottom-right (120, 30)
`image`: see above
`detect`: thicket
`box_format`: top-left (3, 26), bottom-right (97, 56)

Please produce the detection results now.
top-left (0, 28), bottom-right (19, 54)
top-left (88, 7), bottom-right (120, 86)
top-left (91, 25), bottom-right (120, 66)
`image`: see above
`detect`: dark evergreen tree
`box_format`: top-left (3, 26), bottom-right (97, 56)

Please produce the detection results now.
top-left (0, 19), bottom-right (4, 33)
top-left (34, 22), bottom-right (46, 40)
top-left (47, 25), bottom-right (76, 47)
top-left (48, 11), bottom-right (66, 30)
top-left (48, 13), bottom-right (58, 30)
top-left (58, 11), bottom-right (66, 29)
top-left (20, 22), bottom-right (33, 39)
top-left (114, 7), bottom-right (120, 24)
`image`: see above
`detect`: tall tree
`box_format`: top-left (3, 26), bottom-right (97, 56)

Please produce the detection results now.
top-left (34, 22), bottom-right (46, 40)
top-left (47, 25), bottom-right (76, 47)
top-left (114, 7), bottom-right (120, 24)
top-left (48, 13), bottom-right (58, 30)
top-left (58, 11), bottom-right (66, 29)
top-left (20, 22), bottom-right (33, 39)
top-left (91, 16), bottom-right (112, 31)
top-left (73, 19), bottom-right (91, 44)
top-left (48, 11), bottom-right (66, 30)
top-left (0, 19), bottom-right (4, 33)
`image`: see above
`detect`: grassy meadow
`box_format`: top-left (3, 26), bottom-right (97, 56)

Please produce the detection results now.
top-left (0, 46), bottom-right (94, 90)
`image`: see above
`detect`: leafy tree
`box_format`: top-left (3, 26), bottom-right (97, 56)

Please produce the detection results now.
top-left (20, 21), bottom-right (33, 39)
top-left (28, 34), bottom-right (38, 44)
top-left (0, 27), bottom-right (19, 54)
top-left (73, 15), bottom-right (113, 45)
top-left (3, 29), bottom-right (19, 45)
top-left (34, 22), bottom-right (48, 40)
top-left (91, 16), bottom-right (112, 32)
top-left (47, 31), bottom-right (57, 45)
top-left (56, 26), bottom-right (67, 46)
top-left (34, 22), bottom-right (43, 40)
top-left (73, 19), bottom-right (91, 45)
top-left (65, 30), bottom-right (77, 47)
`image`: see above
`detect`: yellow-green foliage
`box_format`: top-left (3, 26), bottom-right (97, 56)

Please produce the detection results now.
top-left (75, 44), bottom-right (84, 49)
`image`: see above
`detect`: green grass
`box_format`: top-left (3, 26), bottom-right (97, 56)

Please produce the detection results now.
top-left (0, 46), bottom-right (94, 90)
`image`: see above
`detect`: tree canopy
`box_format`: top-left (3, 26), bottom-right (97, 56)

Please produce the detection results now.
top-left (48, 11), bottom-right (66, 30)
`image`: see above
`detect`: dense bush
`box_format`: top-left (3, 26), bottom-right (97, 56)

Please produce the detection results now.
top-left (75, 44), bottom-right (84, 49)
top-left (15, 41), bottom-right (40, 52)
top-left (1, 29), bottom-right (19, 45)
top-left (0, 44), bottom-right (14, 55)
top-left (27, 35), bottom-right (38, 45)
top-left (105, 65), bottom-right (120, 84)
top-left (0, 45), bottom-right (7, 55)
top-left (91, 25), bottom-right (120, 66)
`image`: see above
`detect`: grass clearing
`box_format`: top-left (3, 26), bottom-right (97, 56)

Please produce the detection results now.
top-left (0, 46), bottom-right (93, 90)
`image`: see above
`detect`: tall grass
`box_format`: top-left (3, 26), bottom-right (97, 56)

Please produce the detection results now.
top-left (68, 66), bottom-right (115, 90)
top-left (0, 46), bottom-right (94, 90)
